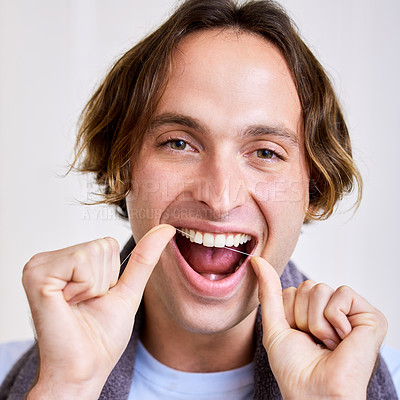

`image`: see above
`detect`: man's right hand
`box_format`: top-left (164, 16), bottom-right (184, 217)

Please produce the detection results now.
top-left (23, 224), bottom-right (176, 400)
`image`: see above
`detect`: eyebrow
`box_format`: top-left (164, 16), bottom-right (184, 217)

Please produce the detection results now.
top-left (149, 112), bottom-right (299, 146)
top-left (149, 113), bottom-right (205, 133)
top-left (240, 124), bottom-right (299, 146)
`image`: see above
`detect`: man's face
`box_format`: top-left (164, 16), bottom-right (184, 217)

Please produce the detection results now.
top-left (126, 30), bottom-right (309, 334)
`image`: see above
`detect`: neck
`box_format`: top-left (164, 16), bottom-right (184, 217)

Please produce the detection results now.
top-left (141, 296), bottom-right (257, 373)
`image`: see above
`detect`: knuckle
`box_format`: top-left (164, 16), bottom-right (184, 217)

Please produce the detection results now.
top-left (72, 249), bottom-right (90, 266)
top-left (22, 265), bottom-right (38, 288)
top-left (370, 309), bottom-right (388, 335)
top-left (335, 285), bottom-right (353, 296)
top-left (22, 253), bottom-right (48, 287)
top-left (86, 240), bottom-right (103, 257)
top-left (309, 321), bottom-right (327, 338)
top-left (86, 273), bottom-right (96, 289)
top-left (323, 304), bottom-right (337, 320)
top-left (84, 286), bottom-right (98, 298)
top-left (295, 318), bottom-right (308, 332)
top-left (262, 328), bottom-right (290, 354)
top-left (282, 286), bottom-right (296, 300)
top-left (297, 279), bottom-right (315, 294)
top-left (22, 262), bottom-right (33, 278)
top-left (24, 252), bottom-right (47, 269)
top-left (103, 237), bottom-right (120, 253)
top-left (310, 283), bottom-right (332, 299)
top-left (129, 250), bottom-right (153, 267)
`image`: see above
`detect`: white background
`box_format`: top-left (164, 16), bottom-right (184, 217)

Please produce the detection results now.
top-left (0, 0), bottom-right (399, 349)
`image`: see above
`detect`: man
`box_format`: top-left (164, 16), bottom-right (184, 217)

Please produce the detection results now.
top-left (0, 0), bottom-right (397, 399)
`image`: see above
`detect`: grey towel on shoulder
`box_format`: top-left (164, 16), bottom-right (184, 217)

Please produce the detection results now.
top-left (0, 238), bottom-right (397, 399)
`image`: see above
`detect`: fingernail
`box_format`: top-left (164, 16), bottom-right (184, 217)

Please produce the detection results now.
top-left (143, 224), bottom-right (175, 239)
top-left (336, 329), bottom-right (345, 340)
top-left (323, 339), bottom-right (338, 350)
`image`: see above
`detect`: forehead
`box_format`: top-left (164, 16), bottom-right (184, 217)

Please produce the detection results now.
top-left (173, 29), bottom-right (294, 83)
top-left (155, 29), bottom-right (302, 140)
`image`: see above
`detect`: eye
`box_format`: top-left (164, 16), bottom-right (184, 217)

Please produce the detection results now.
top-left (157, 136), bottom-right (197, 154)
top-left (169, 139), bottom-right (187, 150)
top-left (256, 149), bottom-right (276, 159)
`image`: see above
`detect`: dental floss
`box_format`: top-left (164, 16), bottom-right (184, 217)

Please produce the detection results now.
top-left (175, 228), bottom-right (253, 258)
top-left (120, 251), bottom-right (133, 268)
top-left (120, 227), bottom-right (253, 268)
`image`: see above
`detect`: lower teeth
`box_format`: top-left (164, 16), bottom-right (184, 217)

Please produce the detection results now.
top-left (201, 273), bottom-right (228, 281)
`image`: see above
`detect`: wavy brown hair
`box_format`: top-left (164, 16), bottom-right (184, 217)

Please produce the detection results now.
top-left (72, 0), bottom-right (362, 221)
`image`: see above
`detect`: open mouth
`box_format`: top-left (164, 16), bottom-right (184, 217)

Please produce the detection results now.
top-left (175, 228), bottom-right (257, 282)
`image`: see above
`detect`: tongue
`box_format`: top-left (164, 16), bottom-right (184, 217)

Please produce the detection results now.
top-left (177, 235), bottom-right (243, 275)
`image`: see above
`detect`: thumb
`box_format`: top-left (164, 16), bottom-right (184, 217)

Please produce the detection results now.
top-left (251, 256), bottom-right (290, 342)
top-left (112, 224), bottom-right (176, 306)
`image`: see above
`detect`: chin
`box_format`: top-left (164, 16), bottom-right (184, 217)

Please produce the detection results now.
top-left (146, 259), bottom-right (260, 336)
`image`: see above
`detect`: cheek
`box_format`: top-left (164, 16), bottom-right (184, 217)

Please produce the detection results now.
top-left (252, 170), bottom-right (309, 272)
top-left (252, 172), bottom-right (309, 216)
top-left (126, 159), bottom-right (186, 234)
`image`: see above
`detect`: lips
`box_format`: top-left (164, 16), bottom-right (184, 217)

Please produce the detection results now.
top-left (171, 226), bottom-right (257, 297)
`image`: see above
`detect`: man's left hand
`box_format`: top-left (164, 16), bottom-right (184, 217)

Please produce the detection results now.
top-left (251, 256), bottom-right (387, 400)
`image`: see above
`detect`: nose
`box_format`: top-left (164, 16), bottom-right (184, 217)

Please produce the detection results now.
top-left (190, 154), bottom-right (248, 218)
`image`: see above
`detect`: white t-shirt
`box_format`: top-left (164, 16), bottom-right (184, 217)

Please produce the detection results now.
top-left (1, 340), bottom-right (399, 398)
top-left (129, 340), bottom-right (254, 400)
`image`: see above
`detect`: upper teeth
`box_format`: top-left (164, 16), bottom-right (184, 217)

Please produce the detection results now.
top-left (178, 228), bottom-right (252, 248)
